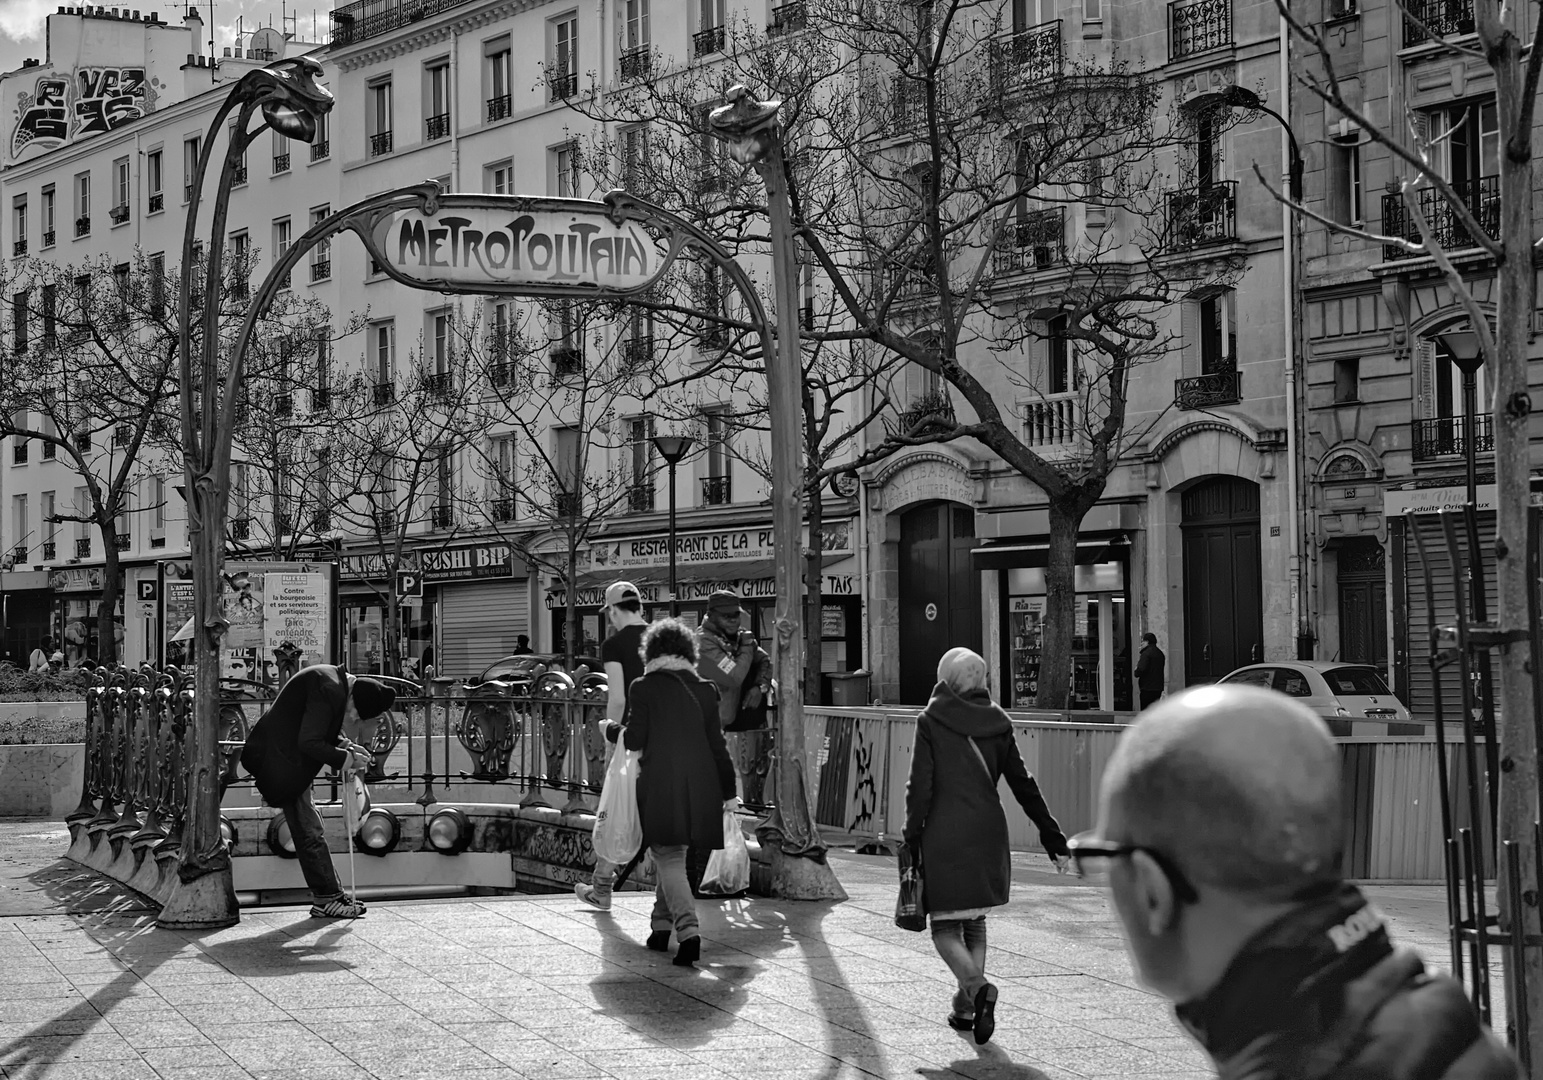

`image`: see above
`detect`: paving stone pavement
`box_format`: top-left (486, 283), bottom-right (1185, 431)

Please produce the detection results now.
top-left (0, 820), bottom-right (1482, 1080)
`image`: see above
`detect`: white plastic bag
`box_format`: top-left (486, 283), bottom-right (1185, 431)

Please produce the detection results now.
top-left (700, 807), bottom-right (751, 895)
top-left (592, 741), bottom-right (642, 864)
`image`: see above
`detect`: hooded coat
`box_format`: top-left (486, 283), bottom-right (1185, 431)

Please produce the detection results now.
top-left (623, 658), bottom-right (738, 848)
top-left (901, 681), bottom-right (1070, 913)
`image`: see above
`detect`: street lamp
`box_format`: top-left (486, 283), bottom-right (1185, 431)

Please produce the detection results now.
top-left (1218, 85), bottom-right (1303, 201)
top-left (1434, 325), bottom-right (1485, 512)
top-left (651, 434), bottom-right (695, 617)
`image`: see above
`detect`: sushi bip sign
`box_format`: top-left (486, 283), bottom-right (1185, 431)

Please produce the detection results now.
top-left (357, 191), bottom-right (674, 297)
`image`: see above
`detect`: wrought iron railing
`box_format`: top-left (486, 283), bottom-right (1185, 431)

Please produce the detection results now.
top-left (1166, 180), bottom-right (1238, 249)
top-left (619, 48), bottom-right (651, 81)
top-left (12, 441), bottom-right (26, 464)
top-left (109, 204), bottom-right (130, 225)
top-left (1403, 0), bottom-right (1474, 45)
top-left (41, 441), bottom-right (54, 459)
top-left (147, 194), bottom-right (163, 214)
top-left (989, 20), bottom-right (1063, 93)
top-left (12, 544), bottom-right (27, 563)
top-left (229, 518), bottom-right (250, 541)
top-left (627, 484), bottom-right (655, 512)
top-left (701, 475), bottom-right (733, 505)
top-left (486, 95), bottom-right (511, 123)
top-left (373, 509), bottom-right (396, 532)
top-left (1413, 414), bottom-right (1495, 461)
top-left (274, 394), bottom-right (294, 417)
top-left (273, 153), bottom-right (290, 173)
top-left (311, 388), bottom-right (331, 412)
top-left (41, 541), bottom-right (55, 560)
top-left (769, 0), bottom-right (806, 33)
top-left (489, 361), bottom-right (518, 388)
top-left (430, 503), bottom-right (454, 529)
top-left (75, 538), bottom-right (91, 558)
top-left (1380, 177), bottom-right (1499, 260)
top-left (114, 425), bottom-right (132, 447)
top-left (993, 208), bottom-right (1066, 276)
top-left (13, 240), bottom-right (26, 257)
top-left (1022, 394), bottom-right (1079, 449)
top-left (75, 216), bottom-right (90, 237)
top-left (113, 534), bottom-right (130, 551)
top-left (426, 112), bottom-right (451, 139)
top-left (373, 382), bottom-right (395, 406)
top-left (621, 336), bottom-right (654, 370)
top-left (331, 0), bottom-right (481, 45)
top-left (551, 345), bottom-right (583, 378)
top-left (231, 164), bottom-right (248, 186)
top-left (1175, 365), bottom-right (1242, 409)
top-left (310, 258), bottom-right (331, 281)
top-left (892, 76), bottom-right (928, 132)
top-left (694, 25), bottom-right (725, 56)
top-left (548, 71), bottom-right (578, 102)
top-left (311, 140), bottom-right (329, 161)
top-left (1169, 0), bottom-right (1232, 58)
top-left (422, 371), bottom-right (453, 400)
top-left (491, 497), bottom-right (516, 523)
top-left (369, 131), bottom-right (393, 157)
top-left (555, 491), bottom-right (581, 517)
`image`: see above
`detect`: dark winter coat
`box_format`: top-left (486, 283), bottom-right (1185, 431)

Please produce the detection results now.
top-left (901, 681), bottom-right (1070, 913)
top-left (1136, 642), bottom-right (1166, 691)
top-left (623, 659), bottom-right (737, 848)
top-left (239, 663), bottom-right (351, 805)
top-left (1177, 884), bottom-right (1520, 1080)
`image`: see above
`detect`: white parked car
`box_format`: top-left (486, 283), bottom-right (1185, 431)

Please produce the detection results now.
top-left (1217, 661), bottom-right (1418, 735)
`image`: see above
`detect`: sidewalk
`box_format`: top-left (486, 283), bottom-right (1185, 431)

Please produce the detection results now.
top-left (0, 820), bottom-right (1466, 1080)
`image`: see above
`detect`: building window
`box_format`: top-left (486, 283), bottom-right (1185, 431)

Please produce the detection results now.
top-left (311, 111), bottom-right (330, 160)
top-left (273, 217), bottom-right (291, 287)
top-left (41, 284), bottom-right (55, 346)
top-left (183, 137), bottom-right (200, 201)
top-left (695, 0), bottom-right (726, 55)
top-left (484, 37), bottom-right (512, 121)
top-left (1046, 315), bottom-right (1073, 394)
top-left (272, 129), bottom-right (290, 173)
top-left (1330, 134), bottom-right (1362, 226)
top-left (703, 406), bottom-right (731, 486)
top-left (550, 17), bottom-right (578, 100)
top-left (620, 124), bottom-right (649, 190)
top-left (314, 328), bottom-right (331, 410)
top-left (73, 172), bottom-right (90, 236)
top-left (41, 491), bottom-right (55, 554)
top-left (371, 320), bottom-right (395, 398)
top-left (112, 157), bottom-right (130, 222)
top-left (13, 496), bottom-right (27, 556)
top-left (12, 291), bottom-right (28, 353)
top-left (40, 186), bottom-right (55, 243)
top-left (368, 80), bottom-right (393, 157)
top-left (554, 141), bottom-right (581, 198)
top-left (1198, 291), bottom-right (1235, 373)
top-left (626, 415), bottom-right (655, 509)
top-left (310, 206), bottom-right (331, 282)
top-left (433, 446), bottom-right (456, 523)
top-left (148, 253), bottom-right (165, 317)
top-left (553, 425), bottom-right (581, 514)
top-left (1333, 357), bottom-right (1360, 404)
top-left (489, 433), bottom-right (516, 520)
top-left (621, 0), bottom-right (651, 80)
top-left (425, 60), bottom-right (451, 139)
top-left (11, 195), bottom-right (25, 256)
top-left (487, 160), bottom-right (514, 195)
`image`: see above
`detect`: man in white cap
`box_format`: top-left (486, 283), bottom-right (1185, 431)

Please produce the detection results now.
top-left (576, 580), bottom-right (649, 910)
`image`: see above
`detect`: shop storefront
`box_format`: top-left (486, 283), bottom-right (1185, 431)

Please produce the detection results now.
top-left (424, 541), bottom-right (528, 679)
top-left (49, 566), bottom-right (121, 667)
top-left (338, 549), bottom-right (436, 679)
top-left (1, 570), bottom-right (53, 666)
top-left (544, 520), bottom-right (863, 699)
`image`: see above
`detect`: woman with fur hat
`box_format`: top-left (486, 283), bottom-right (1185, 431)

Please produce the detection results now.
top-left (902, 647), bottom-right (1072, 1045)
top-left (622, 618), bottom-right (737, 967)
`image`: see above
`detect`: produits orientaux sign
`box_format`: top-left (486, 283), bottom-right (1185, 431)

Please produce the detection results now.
top-left (10, 67), bottom-right (158, 162)
top-left (366, 201), bottom-right (671, 294)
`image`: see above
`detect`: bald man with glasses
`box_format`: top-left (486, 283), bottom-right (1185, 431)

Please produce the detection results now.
top-left (1070, 684), bottom-right (1518, 1080)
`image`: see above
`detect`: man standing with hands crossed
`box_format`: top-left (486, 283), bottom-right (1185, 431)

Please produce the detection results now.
top-left (240, 663), bottom-right (396, 919)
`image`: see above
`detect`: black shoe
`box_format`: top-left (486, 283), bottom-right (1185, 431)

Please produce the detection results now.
top-left (646, 930), bottom-right (670, 952)
top-left (973, 983), bottom-right (998, 1045)
top-left (946, 1013), bottom-right (974, 1032)
top-left (673, 937), bottom-right (701, 967)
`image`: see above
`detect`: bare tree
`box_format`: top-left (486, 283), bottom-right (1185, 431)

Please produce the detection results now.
top-left (1270, 0), bottom-right (1543, 1053)
top-left (566, 1), bottom-right (1235, 707)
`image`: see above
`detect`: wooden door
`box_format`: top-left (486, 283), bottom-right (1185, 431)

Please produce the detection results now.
top-left (899, 502), bottom-right (980, 703)
top-left (1181, 478), bottom-right (1263, 684)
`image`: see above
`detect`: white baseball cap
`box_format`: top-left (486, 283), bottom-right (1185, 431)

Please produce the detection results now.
top-left (600, 580), bottom-right (641, 611)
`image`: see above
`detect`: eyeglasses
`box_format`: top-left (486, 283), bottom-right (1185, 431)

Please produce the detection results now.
top-left (1066, 832), bottom-right (1199, 904)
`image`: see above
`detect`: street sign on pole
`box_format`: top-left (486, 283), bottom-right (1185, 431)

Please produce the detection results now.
top-left (397, 570), bottom-right (423, 598)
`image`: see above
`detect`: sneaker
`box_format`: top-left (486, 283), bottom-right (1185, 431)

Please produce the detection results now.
top-left (574, 882), bottom-right (611, 911)
top-left (310, 897), bottom-right (366, 919)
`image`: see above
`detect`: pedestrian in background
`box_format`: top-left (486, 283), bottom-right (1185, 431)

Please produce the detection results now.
top-left (696, 590), bottom-right (772, 813)
top-left (623, 618), bottom-right (737, 967)
top-left (576, 580), bottom-right (648, 911)
top-left (512, 634), bottom-right (534, 656)
top-left (902, 646), bottom-right (1071, 1045)
top-left (1135, 632), bottom-right (1165, 710)
top-left (29, 637), bottom-right (53, 674)
top-left (1071, 684), bottom-right (1520, 1079)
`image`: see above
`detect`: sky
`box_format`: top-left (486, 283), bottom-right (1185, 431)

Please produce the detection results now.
top-left (0, 0), bottom-right (334, 75)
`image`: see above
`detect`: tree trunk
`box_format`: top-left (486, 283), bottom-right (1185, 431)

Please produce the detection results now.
top-left (98, 529), bottom-right (120, 665)
top-left (1490, 46), bottom-right (1542, 1062)
top-left (804, 489), bottom-right (823, 706)
top-left (1035, 498), bottom-right (1087, 711)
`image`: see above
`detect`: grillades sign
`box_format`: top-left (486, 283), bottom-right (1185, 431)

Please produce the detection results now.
top-left (369, 202), bottom-right (669, 293)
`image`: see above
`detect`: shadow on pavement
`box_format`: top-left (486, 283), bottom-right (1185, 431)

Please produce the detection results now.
top-left (919, 1044), bottom-right (1053, 1080)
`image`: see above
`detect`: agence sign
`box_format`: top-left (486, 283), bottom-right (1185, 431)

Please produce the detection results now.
top-left (360, 196), bottom-right (671, 296)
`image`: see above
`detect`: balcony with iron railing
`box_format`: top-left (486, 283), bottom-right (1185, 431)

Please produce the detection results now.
top-left (230, 517), bottom-right (251, 541)
top-left (312, 388), bottom-right (332, 412)
top-left (310, 258), bottom-right (331, 282)
top-left (273, 153), bottom-right (290, 173)
top-left (1413, 413), bottom-right (1494, 461)
top-left (11, 441), bottom-right (26, 465)
top-left (422, 371), bottom-right (453, 401)
top-left (892, 76), bottom-right (928, 133)
top-left (620, 47), bottom-right (651, 82)
top-left (109, 204), bottom-right (130, 225)
top-left (886, 258), bottom-right (938, 301)
top-left (41, 441), bottom-right (54, 460)
top-left (701, 475), bottom-right (732, 505)
top-left (331, 0), bottom-right (482, 45)
top-left (896, 390), bottom-right (956, 437)
top-left (694, 25), bottom-right (725, 57)
top-left (621, 336), bottom-right (654, 371)
top-left (989, 20), bottom-right (1063, 94)
top-left (369, 131), bottom-right (393, 157)
top-left (75, 538), bottom-right (90, 558)
top-left (491, 497), bottom-right (515, 523)
top-left (42, 228), bottom-right (56, 245)
top-left (548, 70), bottom-right (578, 102)
top-left (426, 112), bottom-right (451, 140)
top-left (1022, 394), bottom-right (1080, 450)
top-left (12, 240), bottom-right (25, 257)
top-left (1403, 0), bottom-right (1473, 45)
top-left (311, 140), bottom-right (329, 161)
top-left (11, 545), bottom-right (26, 564)
top-left (1169, 0), bottom-right (1232, 58)
top-left (1166, 181), bottom-right (1238, 250)
top-left (73, 432), bottom-right (90, 452)
top-left (993, 208), bottom-right (1067, 277)
top-left (627, 484), bottom-right (655, 513)
top-left (551, 345), bottom-right (583, 378)
top-left (275, 394), bottom-right (294, 417)
top-left (147, 193), bottom-right (163, 214)
top-left (42, 541), bottom-right (55, 560)
top-left (74, 216), bottom-right (90, 237)
top-left (373, 381), bottom-right (395, 406)
top-left (1380, 177), bottom-right (1498, 260)
top-left (114, 425), bottom-right (131, 447)
top-left (1175, 364), bottom-right (1242, 409)
top-left (485, 94), bottom-right (511, 123)
top-left (489, 361), bottom-right (519, 388)
top-left (184, 183), bottom-right (195, 202)
top-left (232, 163), bottom-right (248, 186)
top-left (769, 0), bottom-right (806, 34)
top-left (430, 503), bottom-right (454, 529)
top-left (554, 491), bottom-right (581, 518)
top-left (113, 534), bottom-right (130, 551)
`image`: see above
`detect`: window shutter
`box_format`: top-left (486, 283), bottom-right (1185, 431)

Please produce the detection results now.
top-left (1415, 338), bottom-right (1436, 419)
top-left (1180, 299), bottom-right (1199, 376)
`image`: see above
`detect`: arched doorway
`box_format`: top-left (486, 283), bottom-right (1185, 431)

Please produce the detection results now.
top-left (1181, 477), bottom-right (1262, 684)
top-left (898, 501), bottom-right (981, 703)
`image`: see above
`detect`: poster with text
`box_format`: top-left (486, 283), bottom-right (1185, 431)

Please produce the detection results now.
top-left (263, 572), bottom-right (329, 664)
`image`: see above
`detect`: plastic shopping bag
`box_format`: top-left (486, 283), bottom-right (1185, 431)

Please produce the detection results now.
top-left (700, 806), bottom-right (751, 895)
top-left (591, 741), bottom-right (642, 864)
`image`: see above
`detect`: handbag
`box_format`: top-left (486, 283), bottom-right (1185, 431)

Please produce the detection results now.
top-left (895, 842), bottom-right (926, 931)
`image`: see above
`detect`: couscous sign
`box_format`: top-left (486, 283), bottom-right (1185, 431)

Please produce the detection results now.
top-left (369, 203), bottom-right (668, 292)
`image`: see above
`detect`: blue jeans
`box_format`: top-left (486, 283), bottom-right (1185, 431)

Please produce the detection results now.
top-left (277, 785), bottom-right (343, 902)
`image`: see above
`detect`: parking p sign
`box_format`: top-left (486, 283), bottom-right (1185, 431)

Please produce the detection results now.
top-left (397, 570), bottom-right (423, 598)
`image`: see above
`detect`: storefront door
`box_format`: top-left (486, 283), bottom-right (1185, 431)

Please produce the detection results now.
top-left (1336, 537), bottom-right (1387, 672)
top-left (899, 502), bottom-right (980, 703)
top-left (1181, 477), bottom-right (1262, 684)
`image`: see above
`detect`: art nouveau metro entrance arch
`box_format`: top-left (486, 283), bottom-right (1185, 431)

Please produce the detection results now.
top-left (165, 168), bottom-right (829, 922)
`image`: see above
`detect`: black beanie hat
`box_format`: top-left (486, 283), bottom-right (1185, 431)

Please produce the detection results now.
top-left (351, 678), bottom-right (396, 720)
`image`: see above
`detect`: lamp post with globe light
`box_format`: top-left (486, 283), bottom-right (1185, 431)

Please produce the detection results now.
top-left (156, 58), bottom-right (334, 930)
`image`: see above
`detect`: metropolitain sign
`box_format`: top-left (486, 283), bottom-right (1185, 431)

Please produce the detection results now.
top-left (360, 196), bottom-right (672, 295)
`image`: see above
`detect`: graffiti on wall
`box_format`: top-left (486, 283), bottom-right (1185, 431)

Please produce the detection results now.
top-left (11, 68), bottom-right (157, 160)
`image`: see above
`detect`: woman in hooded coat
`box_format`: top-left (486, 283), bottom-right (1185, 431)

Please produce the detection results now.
top-left (902, 646), bottom-right (1072, 1046)
top-left (623, 618), bottom-right (737, 968)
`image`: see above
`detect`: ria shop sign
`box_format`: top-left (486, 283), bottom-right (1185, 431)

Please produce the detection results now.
top-left (360, 194), bottom-right (672, 297)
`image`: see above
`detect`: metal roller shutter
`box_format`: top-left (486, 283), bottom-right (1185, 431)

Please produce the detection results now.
top-left (439, 579), bottom-right (529, 678)
top-left (1401, 512), bottom-right (1502, 721)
